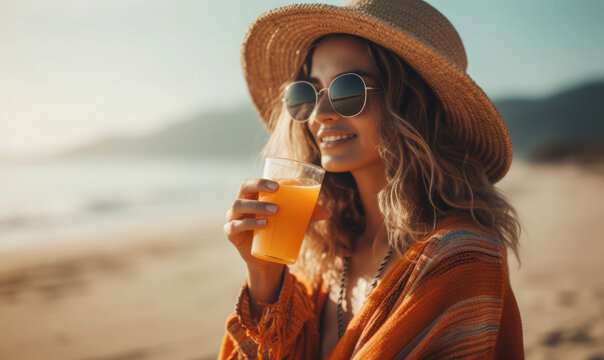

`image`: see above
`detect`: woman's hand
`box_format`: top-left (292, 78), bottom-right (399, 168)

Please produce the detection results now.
top-left (223, 178), bottom-right (331, 271)
top-left (223, 178), bottom-right (331, 317)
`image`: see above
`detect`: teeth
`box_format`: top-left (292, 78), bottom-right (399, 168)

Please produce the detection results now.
top-left (321, 134), bottom-right (356, 142)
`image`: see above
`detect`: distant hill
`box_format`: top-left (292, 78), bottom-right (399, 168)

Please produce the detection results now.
top-left (55, 80), bottom-right (604, 163)
top-left (60, 106), bottom-right (268, 160)
top-left (495, 80), bottom-right (604, 160)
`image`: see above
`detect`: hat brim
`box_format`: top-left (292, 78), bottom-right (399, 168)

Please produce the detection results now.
top-left (241, 3), bottom-right (512, 183)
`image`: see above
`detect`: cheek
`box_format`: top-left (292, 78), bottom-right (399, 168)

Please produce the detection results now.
top-left (306, 122), bottom-right (319, 144)
top-left (359, 110), bottom-right (382, 152)
top-left (363, 119), bottom-right (381, 145)
top-left (360, 129), bottom-right (382, 160)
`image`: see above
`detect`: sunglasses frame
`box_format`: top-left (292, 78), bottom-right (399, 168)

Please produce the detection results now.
top-left (283, 72), bottom-right (379, 122)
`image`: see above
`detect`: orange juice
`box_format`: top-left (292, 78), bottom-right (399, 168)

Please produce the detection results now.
top-left (251, 178), bottom-right (321, 264)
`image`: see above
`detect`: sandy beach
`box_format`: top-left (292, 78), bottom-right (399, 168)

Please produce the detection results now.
top-left (1, 161), bottom-right (603, 360)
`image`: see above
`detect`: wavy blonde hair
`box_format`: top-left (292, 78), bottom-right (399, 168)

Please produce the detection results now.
top-left (260, 34), bottom-right (521, 287)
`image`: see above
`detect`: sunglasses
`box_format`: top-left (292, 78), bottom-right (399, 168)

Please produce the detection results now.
top-left (283, 72), bottom-right (379, 122)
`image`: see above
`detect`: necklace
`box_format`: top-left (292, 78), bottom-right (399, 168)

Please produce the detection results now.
top-left (336, 245), bottom-right (394, 339)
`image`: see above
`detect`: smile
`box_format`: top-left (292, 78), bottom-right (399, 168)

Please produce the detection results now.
top-left (320, 134), bottom-right (357, 148)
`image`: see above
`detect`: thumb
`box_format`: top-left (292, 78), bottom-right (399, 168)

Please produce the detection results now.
top-left (310, 203), bottom-right (332, 222)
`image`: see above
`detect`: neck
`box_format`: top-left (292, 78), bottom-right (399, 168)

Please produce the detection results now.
top-left (350, 160), bottom-right (388, 255)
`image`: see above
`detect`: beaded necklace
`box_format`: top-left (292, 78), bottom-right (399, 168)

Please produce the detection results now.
top-left (336, 246), bottom-right (394, 339)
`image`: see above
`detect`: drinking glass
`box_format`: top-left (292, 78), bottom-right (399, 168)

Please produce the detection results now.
top-left (251, 157), bottom-right (325, 264)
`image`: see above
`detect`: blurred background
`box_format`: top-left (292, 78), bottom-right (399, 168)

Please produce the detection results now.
top-left (1, 0), bottom-right (603, 359)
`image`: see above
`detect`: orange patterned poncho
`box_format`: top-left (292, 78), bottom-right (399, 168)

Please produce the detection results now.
top-left (219, 217), bottom-right (524, 359)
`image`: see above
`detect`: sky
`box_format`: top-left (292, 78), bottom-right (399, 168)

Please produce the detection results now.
top-left (1, 0), bottom-right (603, 157)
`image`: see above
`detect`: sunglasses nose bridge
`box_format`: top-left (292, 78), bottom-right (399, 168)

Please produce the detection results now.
top-left (316, 87), bottom-right (328, 99)
top-left (313, 91), bottom-right (340, 123)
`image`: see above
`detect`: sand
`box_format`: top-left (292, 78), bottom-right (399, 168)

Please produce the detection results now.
top-left (1, 161), bottom-right (603, 360)
top-left (498, 162), bottom-right (604, 360)
top-left (0, 218), bottom-right (245, 360)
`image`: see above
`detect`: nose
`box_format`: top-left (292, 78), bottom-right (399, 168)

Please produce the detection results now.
top-left (311, 89), bottom-right (341, 125)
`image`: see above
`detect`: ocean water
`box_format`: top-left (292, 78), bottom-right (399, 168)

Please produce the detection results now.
top-left (0, 157), bottom-right (263, 249)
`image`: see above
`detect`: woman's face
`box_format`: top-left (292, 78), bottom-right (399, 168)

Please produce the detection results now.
top-left (305, 36), bottom-right (384, 173)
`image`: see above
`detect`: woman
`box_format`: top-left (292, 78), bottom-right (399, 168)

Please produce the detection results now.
top-left (220, 0), bottom-right (523, 359)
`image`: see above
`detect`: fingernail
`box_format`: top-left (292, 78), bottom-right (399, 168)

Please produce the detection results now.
top-left (256, 218), bottom-right (267, 225)
top-left (266, 204), bottom-right (278, 213)
top-left (266, 181), bottom-right (278, 189)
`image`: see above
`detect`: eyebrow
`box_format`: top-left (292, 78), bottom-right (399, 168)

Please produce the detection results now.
top-left (307, 69), bottom-right (376, 84)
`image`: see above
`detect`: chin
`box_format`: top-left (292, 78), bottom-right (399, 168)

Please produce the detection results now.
top-left (320, 153), bottom-right (385, 174)
top-left (320, 154), bottom-right (361, 173)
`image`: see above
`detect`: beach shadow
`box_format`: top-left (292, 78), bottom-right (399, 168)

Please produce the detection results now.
top-left (540, 319), bottom-right (599, 349)
top-left (587, 353), bottom-right (604, 360)
top-left (0, 236), bottom-right (204, 304)
top-left (78, 349), bottom-right (150, 360)
top-left (0, 254), bottom-right (135, 303)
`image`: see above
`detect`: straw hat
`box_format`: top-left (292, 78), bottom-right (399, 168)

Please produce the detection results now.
top-left (241, 0), bottom-right (513, 183)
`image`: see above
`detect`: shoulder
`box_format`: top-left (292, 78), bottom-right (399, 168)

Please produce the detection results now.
top-left (410, 217), bottom-right (509, 284)
top-left (426, 220), bottom-right (505, 261)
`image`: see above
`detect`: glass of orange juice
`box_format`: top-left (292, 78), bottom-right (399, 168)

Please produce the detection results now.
top-left (251, 157), bottom-right (325, 265)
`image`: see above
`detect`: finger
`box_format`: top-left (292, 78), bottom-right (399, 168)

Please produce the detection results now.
top-left (238, 178), bottom-right (279, 200)
top-left (229, 199), bottom-right (279, 220)
top-left (224, 218), bottom-right (268, 237)
top-left (310, 203), bottom-right (332, 222)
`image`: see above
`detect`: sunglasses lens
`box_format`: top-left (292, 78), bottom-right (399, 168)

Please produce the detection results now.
top-left (329, 74), bottom-right (366, 117)
top-left (284, 82), bottom-right (317, 121)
